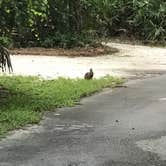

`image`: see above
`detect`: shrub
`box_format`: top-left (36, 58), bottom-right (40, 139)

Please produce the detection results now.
top-left (0, 36), bottom-right (13, 48)
top-left (41, 33), bottom-right (95, 48)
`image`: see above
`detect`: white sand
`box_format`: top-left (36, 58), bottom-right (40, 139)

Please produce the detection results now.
top-left (10, 42), bottom-right (166, 79)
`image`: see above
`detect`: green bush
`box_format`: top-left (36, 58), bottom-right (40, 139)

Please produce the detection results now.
top-left (132, 0), bottom-right (166, 42)
top-left (0, 0), bottom-right (165, 47)
top-left (41, 33), bottom-right (95, 48)
top-left (0, 36), bottom-right (13, 48)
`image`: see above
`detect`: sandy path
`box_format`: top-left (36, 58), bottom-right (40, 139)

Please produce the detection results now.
top-left (10, 43), bottom-right (166, 79)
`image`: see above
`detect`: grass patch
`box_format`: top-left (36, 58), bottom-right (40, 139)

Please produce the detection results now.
top-left (0, 75), bottom-right (123, 136)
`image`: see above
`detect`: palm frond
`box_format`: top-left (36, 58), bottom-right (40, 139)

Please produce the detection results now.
top-left (0, 46), bottom-right (13, 73)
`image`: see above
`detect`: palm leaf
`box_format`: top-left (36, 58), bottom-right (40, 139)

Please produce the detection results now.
top-left (0, 46), bottom-right (13, 73)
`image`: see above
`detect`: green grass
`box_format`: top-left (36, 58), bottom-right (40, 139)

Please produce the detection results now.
top-left (0, 75), bottom-right (123, 136)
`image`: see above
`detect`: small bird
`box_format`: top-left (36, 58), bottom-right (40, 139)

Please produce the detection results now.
top-left (84, 68), bottom-right (94, 80)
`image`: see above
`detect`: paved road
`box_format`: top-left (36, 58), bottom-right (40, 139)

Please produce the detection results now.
top-left (1, 75), bottom-right (166, 166)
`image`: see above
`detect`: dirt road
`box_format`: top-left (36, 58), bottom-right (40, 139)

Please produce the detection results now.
top-left (11, 43), bottom-right (166, 79)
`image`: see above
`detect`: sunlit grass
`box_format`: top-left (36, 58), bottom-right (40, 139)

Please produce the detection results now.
top-left (0, 75), bottom-right (123, 136)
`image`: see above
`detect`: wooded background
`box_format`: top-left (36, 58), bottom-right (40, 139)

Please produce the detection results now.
top-left (0, 0), bottom-right (165, 48)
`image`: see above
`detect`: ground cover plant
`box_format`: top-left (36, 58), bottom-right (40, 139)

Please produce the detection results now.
top-left (0, 75), bottom-right (123, 136)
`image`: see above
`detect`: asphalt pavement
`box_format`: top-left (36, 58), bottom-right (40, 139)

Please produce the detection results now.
top-left (1, 75), bottom-right (166, 166)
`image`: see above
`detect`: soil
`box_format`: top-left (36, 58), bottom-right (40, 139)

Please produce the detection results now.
top-left (11, 45), bottom-right (118, 57)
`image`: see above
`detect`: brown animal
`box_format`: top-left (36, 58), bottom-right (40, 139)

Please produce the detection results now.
top-left (84, 68), bottom-right (94, 80)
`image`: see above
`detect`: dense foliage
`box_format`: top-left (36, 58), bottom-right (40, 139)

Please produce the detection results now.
top-left (0, 0), bottom-right (165, 48)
